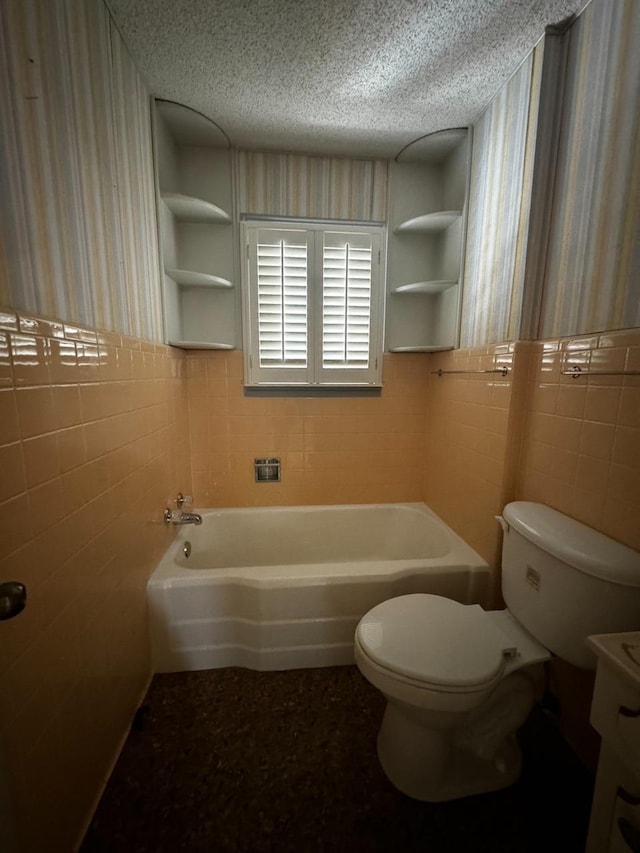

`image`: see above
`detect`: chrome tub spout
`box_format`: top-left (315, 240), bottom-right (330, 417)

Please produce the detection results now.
top-left (177, 511), bottom-right (203, 525)
top-left (164, 509), bottom-right (203, 525)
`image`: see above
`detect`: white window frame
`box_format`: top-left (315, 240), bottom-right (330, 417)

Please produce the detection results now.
top-left (241, 218), bottom-right (386, 388)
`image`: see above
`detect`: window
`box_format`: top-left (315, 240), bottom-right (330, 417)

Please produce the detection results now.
top-left (242, 220), bottom-right (385, 387)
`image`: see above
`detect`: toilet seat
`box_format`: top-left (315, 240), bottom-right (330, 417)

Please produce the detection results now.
top-left (356, 594), bottom-right (521, 692)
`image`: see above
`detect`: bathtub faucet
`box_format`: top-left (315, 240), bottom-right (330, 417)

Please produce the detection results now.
top-left (163, 508), bottom-right (203, 526)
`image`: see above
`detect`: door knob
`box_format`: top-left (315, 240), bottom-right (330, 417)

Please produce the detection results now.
top-left (0, 582), bottom-right (27, 621)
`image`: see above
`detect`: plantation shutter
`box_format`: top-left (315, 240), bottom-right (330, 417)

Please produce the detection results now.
top-left (256, 230), bottom-right (308, 367)
top-left (244, 221), bottom-right (384, 387)
top-left (322, 232), bottom-right (372, 369)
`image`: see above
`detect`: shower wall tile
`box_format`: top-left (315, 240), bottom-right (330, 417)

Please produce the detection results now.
top-left (0, 442), bottom-right (26, 502)
top-left (518, 328), bottom-right (640, 550)
top-left (0, 306), bottom-right (191, 853)
top-left (422, 342), bottom-right (528, 577)
top-left (185, 351), bottom-right (430, 508)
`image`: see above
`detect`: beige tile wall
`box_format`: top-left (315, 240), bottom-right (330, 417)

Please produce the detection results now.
top-left (423, 343), bottom-right (529, 577)
top-left (185, 350), bottom-right (431, 508)
top-left (2, 309), bottom-right (637, 849)
top-left (186, 333), bottom-right (639, 565)
top-left (518, 329), bottom-right (640, 550)
top-left (423, 330), bottom-right (640, 565)
top-left (0, 306), bottom-right (190, 852)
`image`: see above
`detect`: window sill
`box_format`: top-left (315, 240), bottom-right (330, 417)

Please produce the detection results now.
top-left (243, 385), bottom-right (382, 398)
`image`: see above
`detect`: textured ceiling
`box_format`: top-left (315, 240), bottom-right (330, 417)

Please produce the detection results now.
top-left (108, 0), bottom-right (587, 158)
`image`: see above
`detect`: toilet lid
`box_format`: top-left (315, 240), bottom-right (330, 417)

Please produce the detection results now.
top-left (356, 594), bottom-right (513, 689)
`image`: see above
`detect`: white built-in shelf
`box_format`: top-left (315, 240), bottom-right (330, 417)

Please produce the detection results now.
top-left (168, 340), bottom-right (235, 350)
top-left (165, 269), bottom-right (233, 288)
top-left (392, 280), bottom-right (458, 295)
top-left (162, 193), bottom-right (231, 224)
top-left (388, 345), bottom-right (455, 353)
top-left (394, 211), bottom-right (461, 234)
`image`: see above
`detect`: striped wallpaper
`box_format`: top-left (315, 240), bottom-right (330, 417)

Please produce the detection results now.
top-left (538, 0), bottom-right (640, 338)
top-left (0, 0), bottom-right (162, 342)
top-left (237, 150), bottom-right (388, 222)
top-left (460, 49), bottom-right (540, 348)
top-left (109, 16), bottom-right (163, 342)
top-left (2, 0), bottom-right (635, 350)
top-left (462, 0), bottom-right (639, 346)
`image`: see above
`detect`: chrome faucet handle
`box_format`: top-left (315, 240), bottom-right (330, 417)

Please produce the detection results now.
top-left (176, 492), bottom-right (193, 508)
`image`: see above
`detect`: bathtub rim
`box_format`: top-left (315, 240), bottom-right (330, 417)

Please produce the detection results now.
top-left (149, 502), bottom-right (490, 588)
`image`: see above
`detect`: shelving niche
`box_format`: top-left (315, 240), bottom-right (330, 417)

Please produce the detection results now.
top-left (385, 128), bottom-right (470, 353)
top-left (153, 100), bottom-right (238, 349)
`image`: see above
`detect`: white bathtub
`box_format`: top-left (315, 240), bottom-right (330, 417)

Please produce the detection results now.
top-left (147, 503), bottom-right (490, 672)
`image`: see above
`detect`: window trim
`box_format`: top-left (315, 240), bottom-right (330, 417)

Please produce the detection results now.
top-left (241, 217), bottom-right (386, 388)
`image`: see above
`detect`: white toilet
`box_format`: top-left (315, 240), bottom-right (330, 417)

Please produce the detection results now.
top-left (355, 501), bottom-right (640, 802)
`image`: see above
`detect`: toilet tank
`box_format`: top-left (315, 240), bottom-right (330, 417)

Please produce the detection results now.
top-left (500, 502), bottom-right (640, 669)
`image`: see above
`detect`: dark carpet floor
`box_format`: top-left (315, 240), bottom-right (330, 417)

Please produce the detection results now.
top-left (81, 666), bottom-right (593, 853)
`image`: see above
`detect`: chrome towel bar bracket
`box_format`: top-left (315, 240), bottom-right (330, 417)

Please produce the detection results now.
top-left (561, 365), bottom-right (640, 379)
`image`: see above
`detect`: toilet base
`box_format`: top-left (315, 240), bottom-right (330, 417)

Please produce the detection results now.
top-left (376, 701), bottom-right (523, 802)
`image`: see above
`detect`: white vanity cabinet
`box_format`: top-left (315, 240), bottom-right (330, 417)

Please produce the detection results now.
top-left (153, 100), bottom-right (238, 350)
top-left (385, 128), bottom-right (470, 353)
top-left (586, 632), bottom-right (640, 853)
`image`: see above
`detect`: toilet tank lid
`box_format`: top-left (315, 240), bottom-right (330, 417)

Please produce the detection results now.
top-left (503, 502), bottom-right (640, 587)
